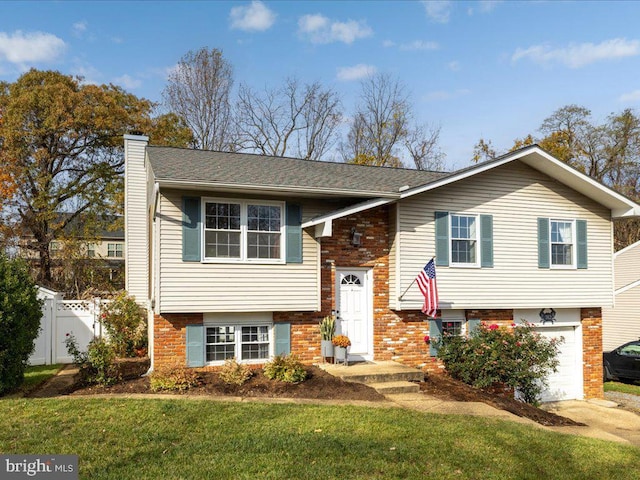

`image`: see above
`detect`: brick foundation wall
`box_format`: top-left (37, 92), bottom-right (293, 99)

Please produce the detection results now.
top-left (154, 313), bottom-right (203, 368)
top-left (581, 307), bottom-right (604, 399)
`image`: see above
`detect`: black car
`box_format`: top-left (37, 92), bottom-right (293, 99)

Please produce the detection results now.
top-left (603, 341), bottom-right (640, 382)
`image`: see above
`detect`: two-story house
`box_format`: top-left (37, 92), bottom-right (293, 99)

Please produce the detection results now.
top-left (124, 134), bottom-right (640, 402)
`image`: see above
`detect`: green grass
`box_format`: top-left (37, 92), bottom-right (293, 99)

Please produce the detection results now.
top-left (1, 398), bottom-right (639, 479)
top-left (17, 364), bottom-right (63, 395)
top-left (605, 380), bottom-right (640, 395)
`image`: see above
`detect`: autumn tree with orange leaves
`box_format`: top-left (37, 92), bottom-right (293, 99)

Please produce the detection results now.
top-left (0, 70), bottom-right (162, 286)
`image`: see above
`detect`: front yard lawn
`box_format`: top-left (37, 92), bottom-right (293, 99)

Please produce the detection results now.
top-left (1, 398), bottom-right (639, 479)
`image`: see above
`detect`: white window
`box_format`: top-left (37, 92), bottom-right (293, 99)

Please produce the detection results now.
top-left (87, 243), bottom-right (96, 258)
top-left (550, 219), bottom-right (575, 268)
top-left (205, 325), bottom-right (270, 363)
top-left (450, 214), bottom-right (479, 266)
top-left (203, 199), bottom-right (283, 262)
top-left (442, 320), bottom-right (464, 336)
top-left (107, 243), bottom-right (123, 258)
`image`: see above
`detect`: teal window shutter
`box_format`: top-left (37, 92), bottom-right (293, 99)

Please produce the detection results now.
top-left (274, 322), bottom-right (291, 356)
top-left (429, 319), bottom-right (443, 356)
top-left (467, 318), bottom-right (481, 335)
top-left (480, 215), bottom-right (493, 268)
top-left (182, 197), bottom-right (201, 262)
top-left (576, 220), bottom-right (588, 269)
top-left (537, 217), bottom-right (550, 269)
top-left (434, 211), bottom-right (449, 267)
top-left (286, 204), bottom-right (302, 264)
top-left (186, 325), bottom-right (205, 367)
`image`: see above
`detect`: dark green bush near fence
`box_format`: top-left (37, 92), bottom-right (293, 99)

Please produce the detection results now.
top-left (0, 255), bottom-right (43, 395)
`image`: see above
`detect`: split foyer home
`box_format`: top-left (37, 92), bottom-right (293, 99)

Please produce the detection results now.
top-left (124, 134), bottom-right (640, 402)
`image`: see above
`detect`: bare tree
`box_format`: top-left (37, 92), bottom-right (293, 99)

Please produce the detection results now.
top-left (405, 123), bottom-right (445, 171)
top-left (235, 78), bottom-right (341, 160)
top-left (341, 73), bottom-right (410, 167)
top-left (163, 47), bottom-right (234, 150)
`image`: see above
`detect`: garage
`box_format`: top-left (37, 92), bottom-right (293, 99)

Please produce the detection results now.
top-left (514, 309), bottom-right (583, 402)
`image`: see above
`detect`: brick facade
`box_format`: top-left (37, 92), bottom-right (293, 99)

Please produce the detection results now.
top-left (154, 313), bottom-right (203, 367)
top-left (581, 307), bottom-right (604, 399)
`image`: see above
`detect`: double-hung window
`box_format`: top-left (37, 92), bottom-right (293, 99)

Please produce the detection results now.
top-left (550, 219), bottom-right (574, 267)
top-left (203, 199), bottom-right (284, 262)
top-left (107, 243), bottom-right (123, 258)
top-left (450, 214), bottom-right (479, 266)
top-left (205, 325), bottom-right (270, 363)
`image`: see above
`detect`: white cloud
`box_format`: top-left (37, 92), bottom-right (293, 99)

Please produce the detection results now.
top-left (337, 64), bottom-right (377, 81)
top-left (382, 40), bottom-right (396, 48)
top-left (70, 63), bottom-right (101, 85)
top-left (422, 0), bottom-right (452, 23)
top-left (72, 21), bottom-right (87, 37)
top-left (423, 89), bottom-right (471, 101)
top-left (229, 1), bottom-right (276, 32)
top-left (619, 90), bottom-right (640, 103)
top-left (0, 31), bottom-right (66, 64)
top-left (298, 14), bottom-right (372, 44)
top-left (114, 74), bottom-right (142, 90)
top-left (468, 0), bottom-right (502, 15)
top-left (447, 61), bottom-right (461, 71)
top-left (512, 38), bottom-right (640, 68)
top-left (399, 40), bottom-right (439, 51)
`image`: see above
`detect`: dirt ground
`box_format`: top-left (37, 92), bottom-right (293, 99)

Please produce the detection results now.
top-left (46, 358), bottom-right (582, 427)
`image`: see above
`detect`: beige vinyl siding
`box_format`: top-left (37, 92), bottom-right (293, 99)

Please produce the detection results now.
top-left (124, 136), bottom-right (149, 302)
top-left (613, 242), bottom-right (640, 290)
top-left (603, 287), bottom-right (640, 350)
top-left (158, 189), bottom-right (323, 313)
top-left (397, 161), bottom-right (613, 310)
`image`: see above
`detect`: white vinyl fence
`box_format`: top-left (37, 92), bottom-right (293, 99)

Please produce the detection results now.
top-left (30, 287), bottom-right (105, 365)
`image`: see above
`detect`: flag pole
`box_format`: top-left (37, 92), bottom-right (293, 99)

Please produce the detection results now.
top-left (398, 257), bottom-right (435, 301)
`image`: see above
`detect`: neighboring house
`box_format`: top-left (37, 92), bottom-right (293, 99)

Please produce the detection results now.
top-left (19, 214), bottom-right (125, 291)
top-left (602, 241), bottom-right (640, 351)
top-left (124, 134), bottom-right (640, 402)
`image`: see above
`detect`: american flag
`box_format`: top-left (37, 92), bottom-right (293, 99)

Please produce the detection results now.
top-left (416, 259), bottom-right (438, 317)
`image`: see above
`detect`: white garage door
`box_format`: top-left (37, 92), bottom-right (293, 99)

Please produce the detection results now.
top-left (536, 326), bottom-right (581, 402)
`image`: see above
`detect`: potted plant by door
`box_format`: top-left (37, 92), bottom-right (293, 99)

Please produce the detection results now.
top-left (319, 315), bottom-right (336, 361)
top-left (332, 335), bottom-right (351, 365)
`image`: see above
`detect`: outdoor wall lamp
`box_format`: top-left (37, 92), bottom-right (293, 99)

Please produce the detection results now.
top-left (350, 227), bottom-right (362, 247)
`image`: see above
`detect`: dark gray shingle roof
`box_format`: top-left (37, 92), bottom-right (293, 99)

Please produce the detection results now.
top-left (147, 146), bottom-right (448, 195)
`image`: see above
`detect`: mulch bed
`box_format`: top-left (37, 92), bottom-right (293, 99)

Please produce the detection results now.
top-left (54, 358), bottom-right (582, 427)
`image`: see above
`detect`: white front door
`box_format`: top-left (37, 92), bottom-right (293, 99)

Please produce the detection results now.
top-left (336, 269), bottom-right (372, 361)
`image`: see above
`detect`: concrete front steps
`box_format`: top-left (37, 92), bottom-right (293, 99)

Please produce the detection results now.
top-left (318, 360), bottom-right (424, 395)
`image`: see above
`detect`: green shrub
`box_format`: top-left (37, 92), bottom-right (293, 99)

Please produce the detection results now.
top-left (218, 358), bottom-right (252, 386)
top-left (437, 322), bottom-right (561, 405)
top-left (64, 334), bottom-right (119, 386)
top-left (150, 363), bottom-right (200, 392)
top-left (0, 255), bottom-right (43, 395)
top-left (100, 292), bottom-right (147, 357)
top-left (263, 354), bottom-right (307, 383)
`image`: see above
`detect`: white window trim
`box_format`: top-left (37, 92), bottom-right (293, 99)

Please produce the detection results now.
top-left (201, 197), bottom-right (285, 264)
top-left (449, 213), bottom-right (480, 268)
top-left (204, 319), bottom-right (275, 366)
top-left (440, 310), bottom-right (467, 337)
top-left (107, 242), bottom-right (123, 258)
top-left (549, 218), bottom-right (576, 269)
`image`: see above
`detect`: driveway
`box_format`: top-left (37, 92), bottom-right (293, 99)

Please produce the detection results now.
top-left (544, 398), bottom-right (640, 447)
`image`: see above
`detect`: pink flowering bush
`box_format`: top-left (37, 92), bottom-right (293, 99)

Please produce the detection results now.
top-left (436, 322), bottom-right (562, 405)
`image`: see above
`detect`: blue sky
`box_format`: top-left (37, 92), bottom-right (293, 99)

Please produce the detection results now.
top-left (2, 0), bottom-right (640, 170)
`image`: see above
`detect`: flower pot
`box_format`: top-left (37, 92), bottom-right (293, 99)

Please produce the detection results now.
top-left (321, 340), bottom-right (334, 358)
top-left (334, 346), bottom-right (348, 365)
